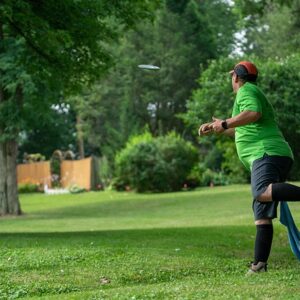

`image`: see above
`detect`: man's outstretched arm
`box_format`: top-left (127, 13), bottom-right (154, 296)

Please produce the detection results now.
top-left (211, 111), bottom-right (261, 133)
top-left (226, 110), bottom-right (261, 128)
top-left (198, 121), bottom-right (235, 137)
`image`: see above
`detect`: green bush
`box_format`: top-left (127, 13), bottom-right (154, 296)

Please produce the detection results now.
top-left (185, 164), bottom-right (202, 188)
top-left (18, 183), bottom-right (40, 193)
top-left (109, 177), bottom-right (129, 191)
top-left (186, 164), bottom-right (228, 187)
top-left (216, 140), bottom-right (250, 184)
top-left (23, 153), bottom-right (46, 163)
top-left (114, 132), bottom-right (198, 192)
top-left (201, 169), bottom-right (227, 187)
top-left (98, 156), bottom-right (112, 189)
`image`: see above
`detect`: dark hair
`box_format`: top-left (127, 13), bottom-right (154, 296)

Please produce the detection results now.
top-left (235, 65), bottom-right (257, 83)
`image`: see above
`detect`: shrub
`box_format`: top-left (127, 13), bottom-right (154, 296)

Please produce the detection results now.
top-left (114, 132), bottom-right (198, 192)
top-left (50, 151), bottom-right (62, 188)
top-left (18, 183), bottom-right (40, 193)
top-left (98, 156), bottom-right (112, 188)
top-left (185, 164), bottom-right (202, 188)
top-left (23, 153), bottom-right (46, 163)
top-left (201, 169), bottom-right (228, 186)
top-left (109, 177), bottom-right (131, 192)
top-left (216, 140), bottom-right (250, 184)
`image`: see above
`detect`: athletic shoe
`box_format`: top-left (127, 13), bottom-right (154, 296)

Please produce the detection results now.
top-left (246, 261), bottom-right (267, 275)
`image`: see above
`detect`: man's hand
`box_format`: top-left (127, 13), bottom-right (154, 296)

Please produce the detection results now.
top-left (198, 122), bottom-right (213, 136)
top-left (211, 117), bottom-right (225, 134)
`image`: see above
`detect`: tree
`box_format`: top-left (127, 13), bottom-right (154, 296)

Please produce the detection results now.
top-left (77, 0), bottom-right (237, 163)
top-left (233, 0), bottom-right (300, 58)
top-left (0, 0), bottom-right (159, 215)
top-left (18, 104), bottom-right (77, 160)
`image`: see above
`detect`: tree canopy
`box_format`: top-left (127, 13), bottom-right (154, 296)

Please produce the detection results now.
top-left (72, 0), bottom-right (238, 162)
top-left (0, 0), bottom-right (160, 214)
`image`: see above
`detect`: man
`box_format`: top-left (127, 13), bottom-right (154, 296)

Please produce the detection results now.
top-left (199, 61), bottom-right (300, 274)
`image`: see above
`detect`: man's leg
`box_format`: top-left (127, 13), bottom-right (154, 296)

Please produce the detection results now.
top-left (258, 183), bottom-right (300, 202)
top-left (249, 155), bottom-right (286, 274)
top-left (254, 219), bottom-right (273, 265)
top-left (247, 218), bottom-right (273, 274)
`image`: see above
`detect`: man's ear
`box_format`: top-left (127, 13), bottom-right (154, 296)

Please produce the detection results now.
top-left (234, 75), bottom-right (239, 83)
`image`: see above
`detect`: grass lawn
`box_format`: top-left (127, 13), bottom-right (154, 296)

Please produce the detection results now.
top-left (1, 185), bottom-right (300, 299)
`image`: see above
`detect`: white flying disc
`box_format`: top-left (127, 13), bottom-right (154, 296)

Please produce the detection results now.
top-left (138, 64), bottom-right (160, 70)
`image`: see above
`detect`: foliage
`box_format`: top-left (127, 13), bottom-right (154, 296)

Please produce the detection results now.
top-left (22, 153), bottom-right (46, 163)
top-left (18, 104), bottom-right (77, 160)
top-left (97, 156), bottom-right (112, 189)
top-left (114, 132), bottom-right (198, 192)
top-left (234, 0), bottom-right (300, 58)
top-left (18, 183), bottom-right (40, 193)
top-left (216, 140), bottom-right (250, 184)
top-left (1, 0), bottom-right (160, 157)
top-left (1, 0), bottom-right (161, 92)
top-left (0, 0), bottom-right (161, 161)
top-left (201, 169), bottom-right (228, 187)
top-left (187, 164), bottom-right (228, 187)
top-left (50, 156), bottom-right (61, 188)
top-left (185, 54), bottom-right (300, 180)
top-left (250, 4), bottom-right (300, 59)
top-left (75, 0), bottom-right (238, 161)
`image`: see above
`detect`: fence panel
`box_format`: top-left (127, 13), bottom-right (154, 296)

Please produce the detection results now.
top-left (61, 157), bottom-right (92, 190)
top-left (17, 161), bottom-right (52, 187)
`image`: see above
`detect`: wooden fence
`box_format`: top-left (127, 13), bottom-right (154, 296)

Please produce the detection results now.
top-left (18, 161), bottom-right (52, 187)
top-left (17, 157), bottom-right (100, 190)
top-left (60, 157), bottom-right (91, 190)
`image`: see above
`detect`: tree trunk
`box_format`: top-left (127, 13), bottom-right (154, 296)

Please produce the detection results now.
top-left (0, 87), bottom-right (22, 215)
top-left (0, 139), bottom-right (8, 214)
top-left (76, 115), bottom-right (85, 159)
top-left (0, 140), bottom-right (21, 215)
top-left (0, 21), bottom-right (21, 216)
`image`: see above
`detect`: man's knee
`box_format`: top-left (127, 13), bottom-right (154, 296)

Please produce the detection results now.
top-left (257, 184), bottom-right (272, 202)
top-left (255, 219), bottom-right (272, 225)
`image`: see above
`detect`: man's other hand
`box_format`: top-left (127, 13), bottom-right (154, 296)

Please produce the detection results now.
top-left (198, 122), bottom-right (213, 136)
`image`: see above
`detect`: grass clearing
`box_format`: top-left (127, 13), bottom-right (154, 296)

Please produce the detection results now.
top-left (0, 185), bottom-right (300, 299)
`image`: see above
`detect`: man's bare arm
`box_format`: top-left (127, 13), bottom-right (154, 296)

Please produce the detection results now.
top-left (226, 110), bottom-right (261, 128)
top-left (211, 111), bottom-right (261, 134)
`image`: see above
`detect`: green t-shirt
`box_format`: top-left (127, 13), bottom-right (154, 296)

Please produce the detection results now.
top-left (232, 82), bottom-right (293, 171)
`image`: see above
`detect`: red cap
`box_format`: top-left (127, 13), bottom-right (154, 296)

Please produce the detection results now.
top-left (230, 61), bottom-right (258, 81)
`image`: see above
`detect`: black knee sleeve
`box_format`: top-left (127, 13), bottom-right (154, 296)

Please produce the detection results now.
top-left (272, 183), bottom-right (300, 202)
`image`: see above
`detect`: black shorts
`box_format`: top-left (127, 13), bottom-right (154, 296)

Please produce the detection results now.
top-left (251, 154), bottom-right (293, 220)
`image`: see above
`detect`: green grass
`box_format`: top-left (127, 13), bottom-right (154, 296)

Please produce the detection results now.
top-left (1, 185), bottom-right (300, 299)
